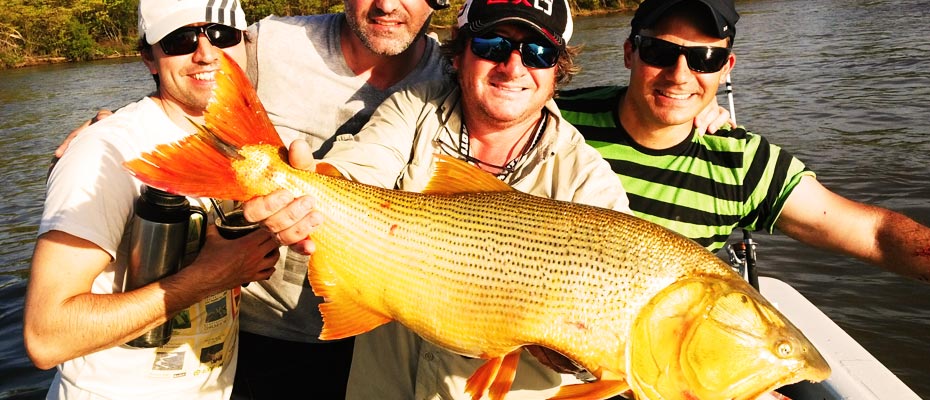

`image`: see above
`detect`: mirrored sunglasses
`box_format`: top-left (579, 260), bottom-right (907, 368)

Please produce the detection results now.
top-left (633, 35), bottom-right (731, 73)
top-left (159, 24), bottom-right (243, 56)
top-left (470, 35), bottom-right (560, 69)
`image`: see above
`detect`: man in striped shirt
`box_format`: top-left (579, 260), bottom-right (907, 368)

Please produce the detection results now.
top-left (556, 0), bottom-right (930, 282)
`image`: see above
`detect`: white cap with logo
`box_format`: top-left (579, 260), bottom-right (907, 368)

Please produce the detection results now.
top-left (139, 0), bottom-right (247, 44)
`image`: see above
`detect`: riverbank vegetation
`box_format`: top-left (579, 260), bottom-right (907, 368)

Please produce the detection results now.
top-left (0, 0), bottom-right (637, 69)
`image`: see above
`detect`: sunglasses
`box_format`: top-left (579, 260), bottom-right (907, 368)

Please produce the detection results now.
top-left (159, 24), bottom-right (243, 56)
top-left (633, 35), bottom-right (731, 73)
top-left (470, 35), bottom-right (560, 69)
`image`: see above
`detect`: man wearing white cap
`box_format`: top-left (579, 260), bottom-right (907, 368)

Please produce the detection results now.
top-left (24, 1), bottom-right (279, 398)
top-left (50, 0), bottom-right (450, 396)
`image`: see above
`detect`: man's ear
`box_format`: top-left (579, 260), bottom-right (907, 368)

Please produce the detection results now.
top-left (140, 48), bottom-right (157, 74)
top-left (623, 39), bottom-right (634, 69)
top-left (719, 53), bottom-right (737, 84)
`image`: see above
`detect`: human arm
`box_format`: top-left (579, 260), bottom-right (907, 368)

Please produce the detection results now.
top-left (528, 112), bottom-right (633, 214)
top-left (23, 225), bottom-right (279, 370)
top-left (241, 113), bottom-right (413, 251)
top-left (775, 176), bottom-right (930, 282)
top-left (241, 83), bottom-right (439, 250)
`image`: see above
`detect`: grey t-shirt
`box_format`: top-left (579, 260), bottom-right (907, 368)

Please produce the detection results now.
top-left (240, 13), bottom-right (447, 342)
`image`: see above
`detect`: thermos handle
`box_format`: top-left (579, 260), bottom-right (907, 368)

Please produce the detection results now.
top-left (191, 206), bottom-right (207, 249)
top-left (181, 206), bottom-right (209, 268)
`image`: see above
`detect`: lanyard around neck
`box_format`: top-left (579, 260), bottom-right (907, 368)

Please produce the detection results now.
top-left (458, 109), bottom-right (549, 179)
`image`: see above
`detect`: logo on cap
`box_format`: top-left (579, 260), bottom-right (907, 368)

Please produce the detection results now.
top-left (486, 0), bottom-right (554, 16)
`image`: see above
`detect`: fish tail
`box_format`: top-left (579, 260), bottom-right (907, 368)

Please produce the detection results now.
top-left (124, 51), bottom-right (287, 200)
top-left (202, 51), bottom-right (284, 150)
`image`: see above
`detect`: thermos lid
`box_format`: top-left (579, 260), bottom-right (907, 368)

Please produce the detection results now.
top-left (142, 186), bottom-right (187, 208)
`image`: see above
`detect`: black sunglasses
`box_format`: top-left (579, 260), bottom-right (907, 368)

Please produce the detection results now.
top-left (470, 35), bottom-right (560, 69)
top-left (633, 35), bottom-right (731, 73)
top-left (159, 24), bottom-right (243, 56)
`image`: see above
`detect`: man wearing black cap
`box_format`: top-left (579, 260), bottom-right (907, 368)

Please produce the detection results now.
top-left (290, 0), bottom-right (633, 398)
top-left (557, 0), bottom-right (930, 283)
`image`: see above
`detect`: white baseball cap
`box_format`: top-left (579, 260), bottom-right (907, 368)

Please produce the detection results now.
top-left (139, 0), bottom-right (247, 45)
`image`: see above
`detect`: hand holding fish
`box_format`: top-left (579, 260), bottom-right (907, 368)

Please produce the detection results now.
top-left (240, 139), bottom-right (321, 254)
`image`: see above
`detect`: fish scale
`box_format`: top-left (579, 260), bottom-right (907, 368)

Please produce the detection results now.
top-left (282, 167), bottom-right (706, 359)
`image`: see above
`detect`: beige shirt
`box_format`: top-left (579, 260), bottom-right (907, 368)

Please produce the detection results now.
top-left (324, 79), bottom-right (631, 399)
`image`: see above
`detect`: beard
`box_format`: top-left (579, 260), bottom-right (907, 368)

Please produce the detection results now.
top-left (343, 2), bottom-right (426, 56)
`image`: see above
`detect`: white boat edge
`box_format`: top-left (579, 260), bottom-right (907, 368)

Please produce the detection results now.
top-left (758, 277), bottom-right (921, 400)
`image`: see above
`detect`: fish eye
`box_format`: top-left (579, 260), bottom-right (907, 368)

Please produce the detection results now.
top-left (776, 341), bottom-right (794, 357)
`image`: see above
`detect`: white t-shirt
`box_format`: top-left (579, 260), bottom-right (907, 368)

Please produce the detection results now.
top-left (40, 97), bottom-right (239, 400)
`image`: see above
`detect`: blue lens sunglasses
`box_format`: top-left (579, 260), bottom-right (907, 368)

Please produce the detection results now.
top-left (470, 35), bottom-right (560, 69)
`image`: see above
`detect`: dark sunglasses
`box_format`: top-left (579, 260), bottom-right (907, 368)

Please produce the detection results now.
top-left (159, 24), bottom-right (243, 56)
top-left (633, 35), bottom-right (731, 73)
top-left (470, 35), bottom-right (560, 69)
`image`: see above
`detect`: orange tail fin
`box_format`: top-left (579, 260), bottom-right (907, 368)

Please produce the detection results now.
top-left (124, 52), bottom-right (285, 200)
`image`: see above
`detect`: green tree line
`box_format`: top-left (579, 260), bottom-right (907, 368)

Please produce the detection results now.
top-left (0, 0), bottom-right (636, 69)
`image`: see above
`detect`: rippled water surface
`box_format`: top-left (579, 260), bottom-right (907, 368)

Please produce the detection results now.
top-left (2, 0), bottom-right (928, 398)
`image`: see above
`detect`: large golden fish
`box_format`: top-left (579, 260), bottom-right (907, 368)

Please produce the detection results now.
top-left (125, 52), bottom-right (830, 400)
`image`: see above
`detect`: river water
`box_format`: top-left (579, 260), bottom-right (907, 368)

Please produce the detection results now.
top-left (1, 0), bottom-right (928, 398)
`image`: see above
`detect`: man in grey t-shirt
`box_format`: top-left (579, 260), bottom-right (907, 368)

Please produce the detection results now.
top-left (232, 0), bottom-right (447, 398)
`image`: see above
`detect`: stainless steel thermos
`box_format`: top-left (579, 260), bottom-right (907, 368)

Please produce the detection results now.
top-left (125, 185), bottom-right (205, 348)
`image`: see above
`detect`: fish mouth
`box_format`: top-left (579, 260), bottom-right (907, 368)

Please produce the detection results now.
top-left (627, 276), bottom-right (831, 400)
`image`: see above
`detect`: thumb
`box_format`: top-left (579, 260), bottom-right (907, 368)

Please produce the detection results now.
top-left (288, 139), bottom-right (316, 171)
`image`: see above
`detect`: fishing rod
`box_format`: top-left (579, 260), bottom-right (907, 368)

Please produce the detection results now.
top-left (722, 73), bottom-right (759, 290)
top-left (724, 74), bottom-right (736, 128)
top-left (725, 74), bottom-right (737, 125)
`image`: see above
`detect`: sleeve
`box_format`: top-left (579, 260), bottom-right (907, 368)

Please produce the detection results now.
top-left (744, 133), bottom-right (815, 232)
top-left (322, 85), bottom-right (433, 189)
top-left (566, 143), bottom-right (633, 214)
top-left (41, 125), bottom-right (138, 259)
top-left (534, 113), bottom-right (632, 215)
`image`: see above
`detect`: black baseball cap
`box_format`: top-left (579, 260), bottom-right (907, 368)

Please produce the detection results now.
top-left (631, 0), bottom-right (739, 41)
top-left (456, 0), bottom-right (574, 48)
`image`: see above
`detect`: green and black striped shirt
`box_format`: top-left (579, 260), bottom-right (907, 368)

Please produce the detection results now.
top-left (556, 86), bottom-right (814, 252)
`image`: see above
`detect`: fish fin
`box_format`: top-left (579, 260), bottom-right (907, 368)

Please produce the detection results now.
top-left (464, 348), bottom-right (522, 400)
top-left (309, 254), bottom-right (391, 341)
top-left (123, 123), bottom-right (255, 199)
top-left (204, 51), bottom-right (284, 149)
top-left (123, 51), bottom-right (284, 200)
top-left (423, 154), bottom-right (514, 194)
top-left (315, 162), bottom-right (346, 178)
top-left (316, 299), bottom-right (391, 341)
top-left (548, 377), bottom-right (631, 400)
